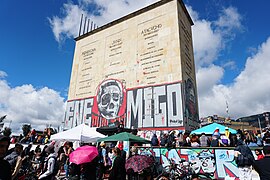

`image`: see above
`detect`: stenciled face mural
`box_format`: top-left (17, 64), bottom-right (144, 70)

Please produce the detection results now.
top-left (97, 79), bottom-right (124, 119)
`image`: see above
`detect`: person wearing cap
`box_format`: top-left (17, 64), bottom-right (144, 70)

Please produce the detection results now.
top-left (253, 146), bottom-right (270, 180)
top-left (0, 135), bottom-right (11, 180)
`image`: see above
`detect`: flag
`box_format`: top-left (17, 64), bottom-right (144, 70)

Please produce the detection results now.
top-left (212, 127), bottom-right (220, 137)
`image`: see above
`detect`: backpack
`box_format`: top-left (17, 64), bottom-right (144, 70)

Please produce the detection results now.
top-left (210, 139), bottom-right (219, 147)
top-left (235, 153), bottom-right (254, 167)
top-left (221, 138), bottom-right (229, 146)
top-left (235, 145), bottom-right (255, 167)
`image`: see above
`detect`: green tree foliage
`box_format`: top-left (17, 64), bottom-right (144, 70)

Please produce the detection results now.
top-left (3, 127), bottom-right (12, 137)
top-left (22, 124), bottom-right (31, 137)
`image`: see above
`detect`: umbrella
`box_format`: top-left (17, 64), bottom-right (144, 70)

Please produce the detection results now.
top-left (97, 132), bottom-right (150, 144)
top-left (125, 155), bottom-right (155, 173)
top-left (190, 123), bottom-right (237, 135)
top-left (69, 145), bottom-right (98, 165)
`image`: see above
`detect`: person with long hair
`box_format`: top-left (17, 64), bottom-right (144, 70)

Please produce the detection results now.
top-left (109, 147), bottom-right (126, 180)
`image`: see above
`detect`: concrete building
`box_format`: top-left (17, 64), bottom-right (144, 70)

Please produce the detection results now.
top-left (64, 0), bottom-right (199, 134)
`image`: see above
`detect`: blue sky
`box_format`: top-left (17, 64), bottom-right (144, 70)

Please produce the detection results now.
top-left (1, 0), bottom-right (270, 133)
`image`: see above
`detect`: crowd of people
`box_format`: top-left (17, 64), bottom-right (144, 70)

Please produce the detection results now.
top-left (1, 126), bottom-right (270, 180)
top-left (0, 134), bottom-right (145, 180)
top-left (151, 127), bottom-right (270, 149)
top-left (10, 128), bottom-right (53, 145)
top-left (150, 127), bottom-right (270, 180)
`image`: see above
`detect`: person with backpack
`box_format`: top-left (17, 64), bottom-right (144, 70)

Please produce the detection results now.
top-left (38, 145), bottom-right (58, 180)
top-left (234, 135), bottom-right (255, 180)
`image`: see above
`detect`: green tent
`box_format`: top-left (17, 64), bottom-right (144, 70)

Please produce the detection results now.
top-left (97, 132), bottom-right (151, 144)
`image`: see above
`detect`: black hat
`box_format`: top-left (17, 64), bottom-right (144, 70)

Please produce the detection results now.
top-left (0, 135), bottom-right (10, 142)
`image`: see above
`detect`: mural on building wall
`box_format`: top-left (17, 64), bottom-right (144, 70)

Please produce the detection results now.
top-left (138, 147), bottom-right (240, 179)
top-left (91, 79), bottom-right (127, 127)
top-left (184, 78), bottom-right (198, 123)
top-left (64, 80), bottom-right (184, 129)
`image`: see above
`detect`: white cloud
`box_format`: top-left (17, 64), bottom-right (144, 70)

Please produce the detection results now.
top-left (0, 71), bottom-right (7, 78)
top-left (0, 75), bottom-right (65, 134)
top-left (214, 6), bottom-right (243, 34)
top-left (49, 0), bottom-right (157, 43)
top-left (198, 37), bottom-right (270, 118)
top-left (48, 3), bottom-right (86, 43)
top-left (196, 65), bottom-right (224, 97)
top-left (188, 5), bottom-right (269, 118)
top-left (222, 60), bottom-right (237, 70)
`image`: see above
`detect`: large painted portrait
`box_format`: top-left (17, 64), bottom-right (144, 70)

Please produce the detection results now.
top-left (91, 79), bottom-right (126, 127)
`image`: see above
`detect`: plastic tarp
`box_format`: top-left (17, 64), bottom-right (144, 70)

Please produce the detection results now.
top-left (50, 124), bottom-right (106, 142)
top-left (190, 122), bottom-right (237, 135)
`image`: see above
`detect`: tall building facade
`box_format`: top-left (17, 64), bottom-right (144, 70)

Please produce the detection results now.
top-left (64, 0), bottom-right (199, 132)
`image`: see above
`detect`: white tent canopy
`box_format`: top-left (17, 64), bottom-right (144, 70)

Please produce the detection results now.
top-left (50, 124), bottom-right (106, 143)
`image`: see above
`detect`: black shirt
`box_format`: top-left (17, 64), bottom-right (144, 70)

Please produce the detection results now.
top-left (0, 158), bottom-right (12, 180)
top-left (253, 156), bottom-right (270, 180)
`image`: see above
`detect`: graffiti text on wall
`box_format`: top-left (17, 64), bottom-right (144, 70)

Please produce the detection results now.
top-left (138, 148), bottom-right (240, 179)
top-left (64, 81), bottom-right (183, 129)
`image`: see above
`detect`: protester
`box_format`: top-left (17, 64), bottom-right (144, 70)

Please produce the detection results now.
top-left (255, 149), bottom-right (264, 160)
top-left (109, 147), bottom-right (126, 180)
top-left (234, 136), bottom-right (255, 180)
top-left (11, 147), bottom-right (27, 179)
top-left (167, 131), bottom-right (176, 148)
top-left (225, 127), bottom-right (231, 138)
top-left (177, 131), bottom-right (184, 147)
top-left (98, 141), bottom-right (108, 180)
top-left (210, 135), bottom-right (220, 147)
top-left (160, 133), bottom-right (168, 147)
top-left (38, 145), bottom-right (56, 180)
top-left (263, 130), bottom-right (270, 146)
top-left (117, 141), bottom-right (126, 162)
top-left (220, 133), bottom-right (230, 147)
top-left (64, 141), bottom-right (73, 178)
top-left (130, 146), bottom-right (138, 157)
top-left (4, 143), bottom-right (24, 179)
top-left (81, 156), bottom-right (99, 180)
top-left (151, 134), bottom-right (159, 146)
top-left (253, 146), bottom-right (270, 180)
top-left (190, 134), bottom-right (200, 147)
top-left (199, 132), bottom-right (209, 147)
top-left (0, 135), bottom-right (11, 180)
top-left (256, 133), bottom-right (263, 146)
